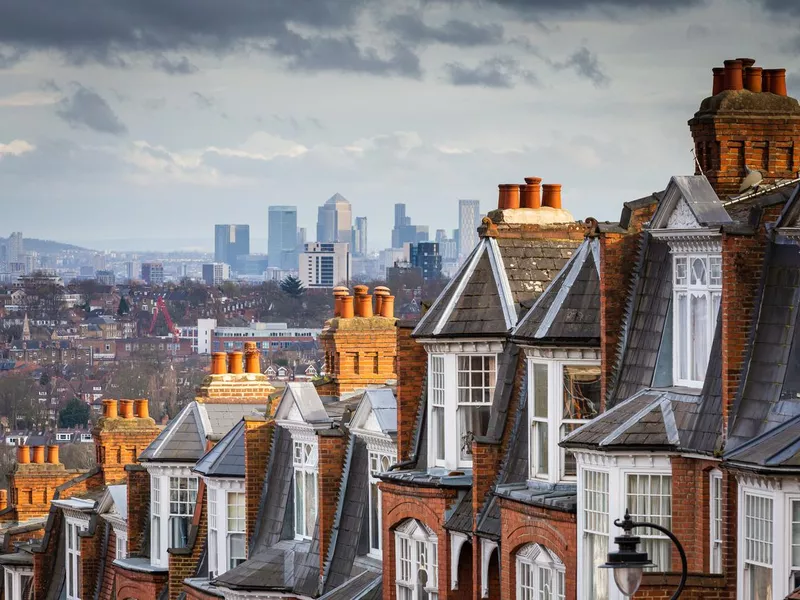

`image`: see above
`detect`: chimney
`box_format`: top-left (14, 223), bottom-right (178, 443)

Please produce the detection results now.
top-left (745, 66), bottom-right (763, 92)
top-left (356, 294), bottom-right (374, 318)
top-left (380, 295), bottom-right (395, 318)
top-left (373, 286), bottom-right (390, 315)
top-left (0, 490), bottom-right (7, 512)
top-left (738, 57), bottom-right (756, 70)
top-left (119, 399), bottom-right (135, 419)
top-left (763, 69), bottom-right (773, 93)
top-left (31, 446), bottom-right (45, 464)
top-left (521, 177), bottom-right (542, 209)
top-left (505, 184), bottom-right (521, 209)
top-left (134, 399), bottom-right (150, 419)
top-left (497, 184), bottom-right (508, 209)
top-left (228, 351), bottom-right (244, 374)
top-left (47, 445), bottom-right (59, 465)
top-left (211, 352), bottom-right (227, 375)
top-left (542, 184), bottom-right (563, 209)
top-left (244, 342), bottom-right (261, 374)
top-left (16, 445), bottom-right (30, 464)
top-left (723, 59), bottom-right (744, 91)
top-left (770, 68), bottom-right (788, 96)
top-left (340, 296), bottom-right (354, 319)
top-left (332, 286), bottom-right (349, 317)
top-left (712, 67), bottom-right (725, 95)
top-left (102, 399), bottom-right (118, 419)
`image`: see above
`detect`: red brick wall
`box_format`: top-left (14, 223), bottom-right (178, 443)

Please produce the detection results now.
top-left (396, 323), bottom-right (426, 461)
top-left (125, 465), bottom-right (151, 557)
top-left (98, 528), bottom-right (117, 600)
top-left (498, 498), bottom-right (577, 600)
top-left (244, 417), bottom-right (273, 546)
top-left (93, 415), bottom-right (161, 485)
top-left (317, 429), bottom-right (348, 572)
top-left (380, 481), bottom-right (459, 600)
top-left (32, 510), bottom-right (62, 600)
top-left (114, 565), bottom-right (168, 600)
top-left (79, 525), bottom-right (103, 600)
top-left (10, 465), bottom-right (88, 522)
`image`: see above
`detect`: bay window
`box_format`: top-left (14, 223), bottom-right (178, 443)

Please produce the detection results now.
top-left (515, 544), bottom-right (566, 600)
top-left (3, 568), bottom-right (32, 600)
top-left (710, 470), bottom-right (722, 574)
top-left (293, 441), bottom-right (318, 540)
top-left (743, 492), bottom-right (773, 600)
top-left (529, 357), bottom-right (600, 482)
top-left (582, 469), bottom-right (609, 600)
top-left (169, 476), bottom-right (198, 549)
top-left (115, 530), bottom-right (128, 560)
top-left (395, 519), bottom-right (438, 600)
top-left (791, 500), bottom-right (800, 591)
top-left (151, 475), bottom-right (161, 565)
top-left (227, 491), bottom-right (246, 570)
top-left (672, 254), bottom-right (721, 386)
top-left (369, 451), bottom-right (394, 557)
top-left (627, 474), bottom-right (672, 570)
top-left (208, 488), bottom-right (218, 577)
top-left (427, 348), bottom-right (499, 469)
top-left (66, 518), bottom-right (85, 600)
top-left (206, 481), bottom-right (246, 577)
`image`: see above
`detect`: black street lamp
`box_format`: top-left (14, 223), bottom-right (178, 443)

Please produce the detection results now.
top-left (601, 510), bottom-right (688, 599)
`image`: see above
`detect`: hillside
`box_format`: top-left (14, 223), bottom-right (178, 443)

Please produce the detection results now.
top-left (20, 238), bottom-right (91, 253)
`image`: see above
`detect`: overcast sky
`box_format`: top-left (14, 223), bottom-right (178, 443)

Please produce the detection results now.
top-left (1, 0), bottom-right (800, 252)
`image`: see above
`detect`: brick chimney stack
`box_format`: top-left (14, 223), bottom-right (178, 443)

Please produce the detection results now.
top-left (691, 57), bottom-right (800, 197)
top-left (194, 345), bottom-right (276, 410)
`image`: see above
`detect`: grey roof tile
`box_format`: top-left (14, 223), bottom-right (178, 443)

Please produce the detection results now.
top-left (194, 420), bottom-right (245, 478)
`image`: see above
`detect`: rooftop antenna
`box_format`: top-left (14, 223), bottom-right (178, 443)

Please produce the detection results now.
top-left (691, 148), bottom-right (704, 176)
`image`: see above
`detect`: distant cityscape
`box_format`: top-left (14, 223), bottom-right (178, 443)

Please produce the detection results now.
top-left (0, 195), bottom-right (483, 289)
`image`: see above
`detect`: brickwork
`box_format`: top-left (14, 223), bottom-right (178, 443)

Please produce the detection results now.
top-left (183, 584), bottom-right (224, 600)
top-left (317, 429), bottom-right (348, 572)
top-left (194, 372), bottom-right (276, 405)
top-left (244, 416), bottom-right (273, 545)
top-left (125, 465), bottom-right (151, 557)
top-left (32, 509), bottom-right (62, 600)
top-left (80, 524), bottom-right (103, 600)
top-left (114, 564), bottom-right (168, 600)
top-left (395, 323), bottom-right (426, 461)
top-left (168, 478), bottom-right (207, 600)
top-left (380, 481), bottom-right (459, 600)
top-left (93, 407), bottom-right (161, 486)
top-left (498, 498), bottom-right (577, 600)
top-left (10, 463), bottom-right (86, 522)
top-left (98, 528), bottom-right (117, 600)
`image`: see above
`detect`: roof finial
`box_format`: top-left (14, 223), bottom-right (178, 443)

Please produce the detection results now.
top-left (480, 216), bottom-right (499, 238)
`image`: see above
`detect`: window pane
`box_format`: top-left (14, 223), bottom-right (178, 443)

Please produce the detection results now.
top-left (691, 257), bottom-right (707, 285)
top-left (709, 256), bottom-right (722, 286)
top-left (295, 473), bottom-right (304, 536)
top-left (228, 533), bottom-right (246, 570)
top-left (432, 406), bottom-right (445, 461)
top-left (370, 482), bottom-right (380, 550)
top-left (560, 423), bottom-right (581, 477)
top-left (563, 365), bottom-right (600, 420)
top-left (305, 471), bottom-right (317, 534)
top-left (690, 293), bottom-right (709, 381)
top-left (674, 257), bottom-right (687, 286)
top-left (534, 422), bottom-right (548, 477)
top-left (533, 363), bottom-right (548, 418)
top-left (747, 564), bottom-right (773, 600)
top-left (458, 405), bottom-right (490, 460)
top-left (677, 293), bottom-right (689, 380)
top-left (626, 474), bottom-right (672, 571)
top-left (792, 500), bottom-right (800, 568)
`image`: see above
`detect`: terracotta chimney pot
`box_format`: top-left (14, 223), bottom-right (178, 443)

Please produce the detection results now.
top-left (135, 399), bottom-right (150, 419)
top-left (332, 286), bottom-right (349, 317)
top-left (103, 399), bottom-right (118, 419)
top-left (712, 67), bottom-right (725, 95)
top-left (380, 295), bottom-right (395, 318)
top-left (229, 351), bottom-right (244, 374)
top-left (353, 285), bottom-right (368, 297)
top-left (0, 490), bottom-right (7, 511)
top-left (211, 352), bottom-right (227, 375)
top-left (356, 294), bottom-right (374, 318)
top-left (340, 296), bottom-right (354, 319)
top-left (32, 446), bottom-right (45, 464)
top-left (745, 66), bottom-right (763, 93)
top-left (16, 445), bottom-right (30, 465)
top-left (521, 177), bottom-right (542, 209)
top-left (542, 184), bottom-right (563, 209)
top-left (497, 184), bottom-right (509, 210)
top-left (723, 59), bottom-right (744, 91)
top-left (763, 69), bottom-right (773, 93)
top-left (47, 445), bottom-right (59, 465)
top-left (770, 68), bottom-right (787, 96)
top-left (244, 342), bottom-right (261, 374)
top-left (373, 286), bottom-right (390, 315)
top-left (505, 184), bottom-right (521, 209)
top-left (737, 58), bottom-right (756, 69)
top-left (120, 399), bottom-right (135, 419)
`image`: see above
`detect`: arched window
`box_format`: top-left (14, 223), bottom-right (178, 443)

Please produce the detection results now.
top-left (395, 519), bottom-right (439, 600)
top-left (516, 544), bottom-right (565, 600)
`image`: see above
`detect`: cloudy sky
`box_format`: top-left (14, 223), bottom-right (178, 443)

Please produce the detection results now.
top-left (1, 0), bottom-right (800, 252)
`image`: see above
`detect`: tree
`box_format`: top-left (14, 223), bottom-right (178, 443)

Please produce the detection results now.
top-left (59, 398), bottom-right (90, 428)
top-left (117, 296), bottom-right (130, 316)
top-left (280, 275), bottom-right (305, 299)
top-left (59, 444), bottom-right (97, 470)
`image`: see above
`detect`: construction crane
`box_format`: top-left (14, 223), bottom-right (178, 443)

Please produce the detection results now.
top-left (148, 296), bottom-right (180, 341)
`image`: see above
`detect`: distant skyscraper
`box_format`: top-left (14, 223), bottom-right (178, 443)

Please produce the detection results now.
top-left (392, 204), bottom-right (428, 248)
top-left (299, 242), bottom-right (351, 289)
top-left (141, 263), bottom-right (164, 286)
top-left (125, 261), bottom-right (140, 281)
top-left (7, 232), bottom-right (22, 264)
top-left (202, 263), bottom-right (230, 286)
top-left (268, 206), bottom-right (299, 270)
top-left (297, 228), bottom-right (307, 248)
top-left (410, 242), bottom-right (443, 281)
top-left (353, 217), bottom-right (368, 257)
top-left (458, 199), bottom-right (481, 260)
top-left (316, 193), bottom-right (352, 244)
top-left (214, 224), bottom-right (250, 268)
top-left (435, 229), bottom-right (447, 244)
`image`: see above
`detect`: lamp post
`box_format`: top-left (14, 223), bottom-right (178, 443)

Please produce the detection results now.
top-left (601, 510), bottom-right (688, 599)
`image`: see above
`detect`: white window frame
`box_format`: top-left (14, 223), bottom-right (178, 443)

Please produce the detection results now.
top-left (368, 450), bottom-right (395, 558)
top-left (580, 468), bottom-right (610, 600)
top-left (208, 487), bottom-right (219, 577)
top-left (168, 475), bottom-right (198, 550)
top-left (115, 530), bottom-right (128, 560)
top-left (227, 491), bottom-right (246, 571)
top-left (205, 478), bottom-right (245, 578)
top-left (147, 466), bottom-right (197, 568)
top-left (394, 519), bottom-right (439, 600)
top-left (293, 440), bottom-right (318, 540)
top-left (3, 567), bottom-right (32, 600)
top-left (710, 470), bottom-right (723, 574)
top-left (528, 356), bottom-right (601, 483)
top-left (426, 347), bottom-right (499, 470)
top-left (672, 253), bottom-right (721, 387)
top-left (65, 517), bottom-right (86, 600)
top-left (790, 497), bottom-right (800, 592)
top-left (515, 543), bottom-right (566, 600)
top-left (741, 490), bottom-right (773, 600)
top-left (626, 473), bottom-right (673, 572)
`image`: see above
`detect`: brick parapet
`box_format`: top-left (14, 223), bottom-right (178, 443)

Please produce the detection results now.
top-left (79, 526), bottom-right (103, 600)
top-left (317, 429), bottom-right (348, 573)
top-left (114, 563), bottom-right (168, 600)
top-left (125, 465), bottom-right (151, 557)
top-left (395, 324), bottom-right (426, 460)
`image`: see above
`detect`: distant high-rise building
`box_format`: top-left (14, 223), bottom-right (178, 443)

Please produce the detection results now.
top-left (268, 206), bottom-right (299, 270)
top-left (141, 263), bottom-right (164, 286)
top-left (214, 224), bottom-right (250, 269)
top-left (352, 217), bottom-right (368, 257)
top-left (458, 199), bottom-right (481, 259)
top-left (435, 229), bottom-right (447, 244)
top-left (297, 228), bottom-right (307, 248)
top-left (202, 263), bottom-right (230, 286)
top-left (7, 232), bottom-right (23, 264)
top-left (125, 261), bottom-right (140, 281)
top-left (392, 204), bottom-right (428, 248)
top-left (410, 242), bottom-right (443, 281)
top-left (96, 270), bottom-right (115, 286)
top-left (316, 193), bottom-right (352, 244)
top-left (299, 242), bottom-right (351, 289)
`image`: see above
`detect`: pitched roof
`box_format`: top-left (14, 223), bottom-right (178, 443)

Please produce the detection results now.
top-left (513, 238), bottom-right (600, 344)
top-left (725, 413), bottom-right (800, 471)
top-left (349, 389), bottom-right (397, 437)
top-left (649, 175), bottom-right (732, 229)
top-left (275, 383), bottom-right (331, 425)
top-left (193, 420), bottom-right (246, 478)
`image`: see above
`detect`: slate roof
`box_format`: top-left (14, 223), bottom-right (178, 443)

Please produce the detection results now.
top-left (359, 389), bottom-right (397, 435)
top-left (649, 175), bottom-right (732, 229)
top-left (194, 420), bottom-right (246, 478)
top-left (413, 236), bottom-right (578, 339)
top-left (139, 402), bottom-right (262, 463)
top-left (443, 490), bottom-right (473, 533)
top-left (318, 571), bottom-right (381, 600)
top-left (276, 383), bottom-right (332, 425)
top-left (726, 413), bottom-right (800, 471)
top-left (513, 238), bottom-right (600, 345)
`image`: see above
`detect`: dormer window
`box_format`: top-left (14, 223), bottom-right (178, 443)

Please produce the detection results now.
top-left (672, 254), bottom-right (721, 386)
top-left (293, 441), bottom-right (318, 540)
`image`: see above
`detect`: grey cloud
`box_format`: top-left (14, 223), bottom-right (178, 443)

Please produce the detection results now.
top-left (0, 46), bottom-right (25, 68)
top-left (478, 0), bottom-right (704, 14)
top-left (56, 84), bottom-right (127, 135)
top-left (686, 24), bottom-right (710, 40)
top-left (192, 92), bottom-right (214, 109)
top-left (551, 47), bottom-right (609, 87)
top-left (143, 97), bottom-right (167, 110)
top-left (386, 13), bottom-right (504, 47)
top-left (153, 55), bottom-right (198, 75)
top-left (444, 56), bottom-right (538, 88)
